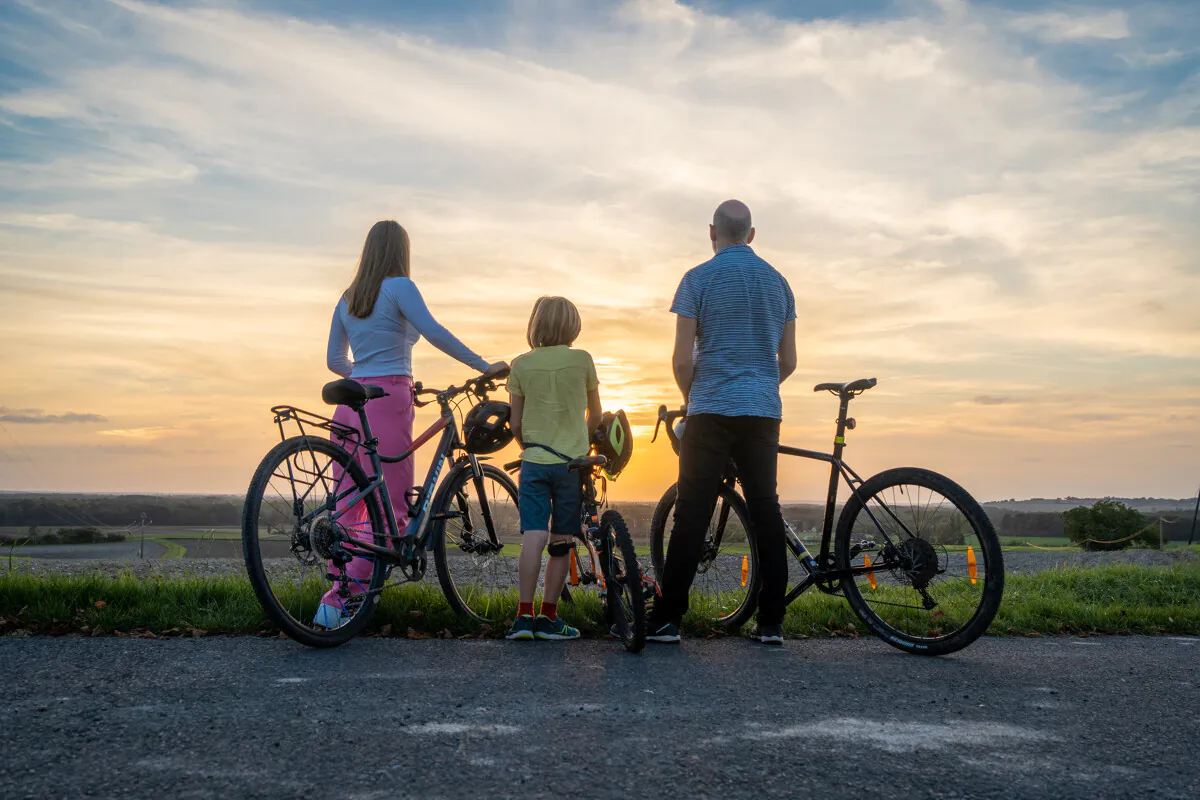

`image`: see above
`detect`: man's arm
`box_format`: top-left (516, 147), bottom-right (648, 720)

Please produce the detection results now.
top-left (778, 319), bottom-right (797, 384)
top-left (673, 315), bottom-right (697, 403)
top-left (509, 393), bottom-right (525, 446)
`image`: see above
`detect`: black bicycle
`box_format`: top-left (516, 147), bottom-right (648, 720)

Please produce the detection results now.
top-left (502, 446), bottom-right (650, 653)
top-left (650, 378), bottom-right (1004, 655)
top-left (242, 372), bottom-right (521, 647)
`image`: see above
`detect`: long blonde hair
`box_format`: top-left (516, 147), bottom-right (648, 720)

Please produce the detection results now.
top-left (526, 296), bottom-right (582, 348)
top-left (344, 220), bottom-right (411, 318)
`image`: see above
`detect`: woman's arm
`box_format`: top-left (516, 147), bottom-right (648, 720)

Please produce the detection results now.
top-left (387, 279), bottom-right (489, 373)
top-left (327, 305), bottom-right (353, 378)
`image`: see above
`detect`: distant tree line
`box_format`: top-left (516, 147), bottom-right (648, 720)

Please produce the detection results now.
top-left (0, 495), bottom-right (242, 528)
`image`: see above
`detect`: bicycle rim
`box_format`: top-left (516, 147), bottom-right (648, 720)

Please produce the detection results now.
top-left (837, 468), bottom-right (1004, 655)
top-left (242, 436), bottom-right (385, 647)
top-left (433, 463), bottom-right (521, 622)
top-left (651, 484), bottom-right (758, 627)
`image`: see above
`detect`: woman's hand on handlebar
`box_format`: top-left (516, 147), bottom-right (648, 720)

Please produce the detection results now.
top-left (484, 361), bottom-right (510, 380)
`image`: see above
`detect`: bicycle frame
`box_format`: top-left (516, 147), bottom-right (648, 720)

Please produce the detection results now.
top-left (656, 388), bottom-right (920, 601)
top-left (275, 382), bottom-right (494, 572)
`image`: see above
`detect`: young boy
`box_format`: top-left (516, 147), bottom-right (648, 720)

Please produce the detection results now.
top-left (506, 296), bottom-right (602, 641)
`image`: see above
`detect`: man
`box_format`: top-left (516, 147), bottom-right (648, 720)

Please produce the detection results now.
top-left (648, 199), bottom-right (797, 646)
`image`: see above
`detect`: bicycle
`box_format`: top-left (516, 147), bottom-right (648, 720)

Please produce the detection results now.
top-left (502, 445), bottom-right (651, 653)
top-left (649, 378), bottom-right (1004, 655)
top-left (241, 371), bottom-right (522, 647)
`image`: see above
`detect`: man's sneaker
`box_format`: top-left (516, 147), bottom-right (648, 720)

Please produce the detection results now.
top-left (756, 623), bottom-right (784, 646)
top-left (534, 615), bottom-right (580, 641)
top-left (506, 614), bottom-right (536, 641)
top-left (646, 622), bottom-right (681, 643)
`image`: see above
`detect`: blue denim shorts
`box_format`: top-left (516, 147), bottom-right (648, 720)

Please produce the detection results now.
top-left (518, 460), bottom-right (583, 535)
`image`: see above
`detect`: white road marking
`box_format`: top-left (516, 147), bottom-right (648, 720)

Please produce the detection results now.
top-left (404, 723), bottom-right (520, 735)
top-left (274, 677), bottom-right (307, 684)
top-left (742, 718), bottom-right (1056, 753)
top-left (1168, 637), bottom-right (1197, 646)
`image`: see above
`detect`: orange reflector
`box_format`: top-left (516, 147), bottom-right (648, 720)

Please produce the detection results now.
top-left (569, 555), bottom-right (579, 586)
top-left (864, 554), bottom-right (876, 590)
top-left (967, 545), bottom-right (977, 584)
top-left (741, 555), bottom-right (748, 588)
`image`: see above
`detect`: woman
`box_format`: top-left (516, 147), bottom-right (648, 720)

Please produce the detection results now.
top-left (317, 220), bottom-right (507, 628)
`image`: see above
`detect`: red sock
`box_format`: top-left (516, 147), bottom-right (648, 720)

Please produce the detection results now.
top-left (540, 601), bottom-right (558, 621)
top-left (519, 602), bottom-right (535, 618)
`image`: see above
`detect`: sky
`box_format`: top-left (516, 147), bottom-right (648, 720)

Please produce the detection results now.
top-left (0, 0), bottom-right (1197, 503)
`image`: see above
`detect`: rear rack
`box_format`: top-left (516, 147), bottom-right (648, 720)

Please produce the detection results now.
top-left (272, 405), bottom-right (360, 445)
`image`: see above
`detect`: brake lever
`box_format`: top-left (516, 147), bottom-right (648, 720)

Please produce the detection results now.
top-left (652, 416), bottom-right (663, 444)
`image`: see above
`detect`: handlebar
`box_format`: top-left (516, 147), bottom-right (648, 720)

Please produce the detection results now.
top-left (412, 370), bottom-right (508, 409)
top-left (652, 404), bottom-right (687, 453)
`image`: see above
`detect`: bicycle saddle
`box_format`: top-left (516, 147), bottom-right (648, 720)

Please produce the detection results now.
top-left (568, 455), bottom-right (608, 472)
top-left (321, 379), bottom-right (386, 408)
top-left (813, 378), bottom-right (877, 396)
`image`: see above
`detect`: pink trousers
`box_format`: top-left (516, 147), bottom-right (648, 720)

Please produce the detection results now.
top-left (321, 375), bottom-right (415, 607)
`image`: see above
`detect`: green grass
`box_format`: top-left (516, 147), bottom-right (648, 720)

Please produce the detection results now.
top-left (2, 563), bottom-right (1198, 639)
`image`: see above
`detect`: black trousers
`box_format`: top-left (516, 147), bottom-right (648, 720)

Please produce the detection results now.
top-left (654, 414), bottom-right (788, 627)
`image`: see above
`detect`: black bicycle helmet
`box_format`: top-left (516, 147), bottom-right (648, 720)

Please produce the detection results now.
top-left (463, 400), bottom-right (514, 455)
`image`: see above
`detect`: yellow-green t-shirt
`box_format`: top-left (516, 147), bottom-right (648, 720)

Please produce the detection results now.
top-left (508, 346), bottom-right (599, 465)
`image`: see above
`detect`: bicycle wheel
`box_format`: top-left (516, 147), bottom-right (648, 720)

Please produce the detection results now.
top-left (650, 484), bottom-right (758, 628)
top-left (598, 510), bottom-right (645, 653)
top-left (835, 467), bottom-right (1004, 656)
top-left (432, 462), bottom-right (521, 622)
top-left (242, 435), bottom-right (387, 647)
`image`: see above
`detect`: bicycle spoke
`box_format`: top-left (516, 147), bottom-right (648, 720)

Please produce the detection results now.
top-left (847, 480), bottom-right (993, 642)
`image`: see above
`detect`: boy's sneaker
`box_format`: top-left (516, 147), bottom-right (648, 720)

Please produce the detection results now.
top-left (646, 622), bottom-right (681, 643)
top-left (506, 614), bottom-right (536, 641)
top-left (755, 623), bottom-right (784, 646)
top-left (534, 615), bottom-right (580, 641)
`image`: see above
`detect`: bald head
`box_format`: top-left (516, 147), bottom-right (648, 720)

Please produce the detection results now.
top-left (711, 199), bottom-right (753, 246)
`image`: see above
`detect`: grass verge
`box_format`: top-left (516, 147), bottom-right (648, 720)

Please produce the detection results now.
top-left (1, 563), bottom-right (1198, 639)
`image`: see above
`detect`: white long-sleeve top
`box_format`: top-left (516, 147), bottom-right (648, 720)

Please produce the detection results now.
top-left (326, 277), bottom-right (488, 379)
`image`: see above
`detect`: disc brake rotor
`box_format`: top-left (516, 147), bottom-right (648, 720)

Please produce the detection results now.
top-left (897, 537), bottom-right (939, 589)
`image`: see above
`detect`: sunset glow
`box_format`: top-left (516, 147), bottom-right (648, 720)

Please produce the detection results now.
top-left (0, 0), bottom-right (1197, 502)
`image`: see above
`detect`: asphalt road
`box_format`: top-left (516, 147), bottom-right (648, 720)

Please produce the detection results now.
top-left (2, 636), bottom-right (1197, 799)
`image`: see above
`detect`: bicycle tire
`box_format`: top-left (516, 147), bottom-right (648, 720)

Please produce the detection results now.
top-left (432, 462), bottom-right (521, 622)
top-left (242, 435), bottom-right (387, 648)
top-left (650, 483), bottom-right (759, 628)
top-left (835, 467), bottom-right (1004, 656)
top-left (598, 510), bottom-right (645, 653)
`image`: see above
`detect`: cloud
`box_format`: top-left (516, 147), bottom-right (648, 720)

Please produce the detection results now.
top-left (0, 0), bottom-right (1196, 498)
top-left (1008, 10), bottom-right (1131, 42)
top-left (0, 408), bottom-right (107, 424)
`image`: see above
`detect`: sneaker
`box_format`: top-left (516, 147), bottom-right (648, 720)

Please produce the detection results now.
top-left (506, 614), bottom-right (536, 641)
top-left (534, 615), bottom-right (580, 641)
top-left (756, 623), bottom-right (784, 646)
top-left (312, 603), bottom-right (350, 630)
top-left (646, 622), bottom-right (681, 644)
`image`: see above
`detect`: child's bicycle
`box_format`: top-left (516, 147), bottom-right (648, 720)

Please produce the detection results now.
top-left (241, 372), bottom-right (523, 647)
top-left (503, 442), bottom-right (650, 653)
top-left (650, 378), bottom-right (1004, 655)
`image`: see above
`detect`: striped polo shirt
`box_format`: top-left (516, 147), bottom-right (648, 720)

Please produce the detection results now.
top-left (670, 243), bottom-right (796, 419)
